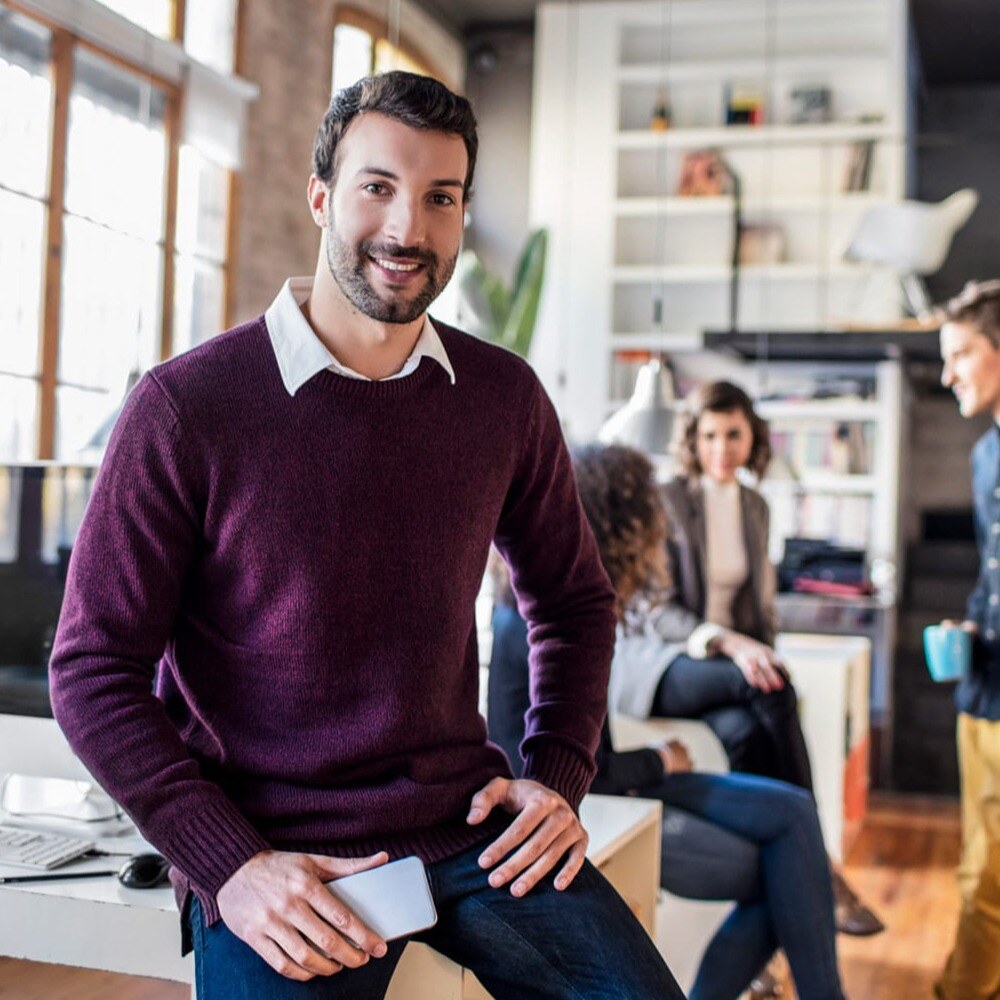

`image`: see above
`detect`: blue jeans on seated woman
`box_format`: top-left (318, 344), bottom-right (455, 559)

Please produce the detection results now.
top-left (657, 772), bottom-right (844, 1000)
top-left (187, 835), bottom-right (683, 1000)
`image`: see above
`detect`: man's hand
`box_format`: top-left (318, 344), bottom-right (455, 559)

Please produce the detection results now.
top-left (216, 850), bottom-right (389, 981)
top-left (941, 619), bottom-right (978, 633)
top-left (717, 632), bottom-right (788, 692)
top-left (466, 778), bottom-right (588, 897)
top-left (657, 739), bottom-right (693, 774)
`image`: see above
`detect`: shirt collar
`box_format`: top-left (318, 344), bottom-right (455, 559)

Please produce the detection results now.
top-left (264, 276), bottom-right (456, 396)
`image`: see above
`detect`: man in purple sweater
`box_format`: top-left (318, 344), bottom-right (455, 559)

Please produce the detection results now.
top-left (49, 72), bottom-right (681, 998)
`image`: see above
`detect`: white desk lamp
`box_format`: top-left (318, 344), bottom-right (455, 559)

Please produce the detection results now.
top-left (844, 188), bottom-right (978, 320)
top-left (598, 358), bottom-right (676, 468)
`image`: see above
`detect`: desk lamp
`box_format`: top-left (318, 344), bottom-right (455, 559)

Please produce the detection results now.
top-left (598, 357), bottom-right (676, 461)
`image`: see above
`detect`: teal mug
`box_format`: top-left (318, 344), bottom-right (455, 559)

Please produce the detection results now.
top-left (923, 625), bottom-right (972, 682)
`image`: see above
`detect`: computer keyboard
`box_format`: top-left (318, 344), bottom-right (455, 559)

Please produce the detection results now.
top-left (0, 824), bottom-right (95, 870)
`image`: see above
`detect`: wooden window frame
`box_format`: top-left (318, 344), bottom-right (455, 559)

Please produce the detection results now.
top-left (333, 4), bottom-right (451, 90)
top-left (3, 0), bottom-right (238, 460)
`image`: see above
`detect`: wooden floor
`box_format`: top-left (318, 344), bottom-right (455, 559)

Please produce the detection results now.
top-left (836, 794), bottom-right (961, 1000)
top-left (0, 794), bottom-right (963, 999)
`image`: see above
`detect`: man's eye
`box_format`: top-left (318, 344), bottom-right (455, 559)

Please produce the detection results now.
top-left (363, 183), bottom-right (387, 195)
top-left (430, 193), bottom-right (455, 206)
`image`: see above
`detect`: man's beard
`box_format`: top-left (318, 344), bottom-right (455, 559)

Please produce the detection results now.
top-left (325, 228), bottom-right (456, 324)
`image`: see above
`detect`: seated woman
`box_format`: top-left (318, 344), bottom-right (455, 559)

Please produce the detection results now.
top-left (611, 380), bottom-right (807, 789)
top-left (488, 443), bottom-right (847, 1000)
top-left (610, 381), bottom-right (881, 936)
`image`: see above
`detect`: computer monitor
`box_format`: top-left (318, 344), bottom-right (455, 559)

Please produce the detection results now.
top-left (0, 462), bottom-right (96, 718)
top-left (0, 462), bottom-right (126, 827)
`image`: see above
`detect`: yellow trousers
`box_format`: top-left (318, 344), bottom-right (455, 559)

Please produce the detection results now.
top-left (939, 713), bottom-right (1000, 1000)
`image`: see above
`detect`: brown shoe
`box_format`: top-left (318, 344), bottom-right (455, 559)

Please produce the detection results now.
top-left (832, 870), bottom-right (885, 936)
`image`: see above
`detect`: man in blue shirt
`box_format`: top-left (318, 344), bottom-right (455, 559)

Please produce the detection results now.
top-left (938, 279), bottom-right (1000, 1000)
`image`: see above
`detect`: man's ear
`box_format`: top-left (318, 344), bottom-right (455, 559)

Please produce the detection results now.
top-left (307, 175), bottom-right (329, 228)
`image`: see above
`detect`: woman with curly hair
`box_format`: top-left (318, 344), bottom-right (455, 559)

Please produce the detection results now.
top-left (488, 443), bottom-right (847, 1000)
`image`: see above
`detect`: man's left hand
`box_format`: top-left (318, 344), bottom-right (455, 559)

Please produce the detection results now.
top-left (466, 778), bottom-right (588, 897)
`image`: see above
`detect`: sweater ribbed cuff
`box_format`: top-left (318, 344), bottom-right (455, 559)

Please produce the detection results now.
top-left (164, 798), bottom-right (271, 900)
top-left (687, 622), bottom-right (730, 659)
top-left (522, 741), bottom-right (595, 812)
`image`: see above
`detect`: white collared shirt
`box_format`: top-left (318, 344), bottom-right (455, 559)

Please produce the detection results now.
top-left (264, 276), bottom-right (456, 396)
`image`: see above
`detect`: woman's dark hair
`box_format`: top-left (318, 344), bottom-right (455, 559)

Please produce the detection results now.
top-left (671, 381), bottom-right (772, 479)
top-left (572, 444), bottom-right (670, 622)
top-left (940, 280), bottom-right (1000, 348)
top-left (312, 71), bottom-right (478, 200)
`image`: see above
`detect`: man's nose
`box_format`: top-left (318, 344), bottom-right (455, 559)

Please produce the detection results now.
top-left (941, 362), bottom-right (953, 387)
top-left (383, 197), bottom-right (425, 247)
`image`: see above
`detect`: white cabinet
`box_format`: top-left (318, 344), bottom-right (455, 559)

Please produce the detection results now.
top-left (529, 0), bottom-right (909, 442)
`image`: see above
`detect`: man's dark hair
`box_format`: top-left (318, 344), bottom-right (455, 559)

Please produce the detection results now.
top-left (312, 71), bottom-right (478, 200)
top-left (940, 280), bottom-right (1000, 348)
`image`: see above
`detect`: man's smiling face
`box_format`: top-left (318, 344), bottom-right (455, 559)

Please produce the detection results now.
top-left (321, 111), bottom-right (467, 325)
top-left (941, 320), bottom-right (1000, 419)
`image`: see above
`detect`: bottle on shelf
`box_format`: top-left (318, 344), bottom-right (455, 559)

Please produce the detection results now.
top-left (649, 90), bottom-right (672, 132)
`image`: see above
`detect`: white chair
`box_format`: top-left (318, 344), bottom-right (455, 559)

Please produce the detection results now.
top-left (844, 188), bottom-right (978, 318)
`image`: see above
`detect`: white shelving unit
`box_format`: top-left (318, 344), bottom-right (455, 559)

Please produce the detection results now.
top-left (529, 0), bottom-right (909, 441)
top-left (528, 2), bottom-right (909, 765)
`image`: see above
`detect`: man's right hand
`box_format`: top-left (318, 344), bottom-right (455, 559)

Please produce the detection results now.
top-left (216, 849), bottom-right (390, 981)
top-left (941, 619), bottom-right (978, 633)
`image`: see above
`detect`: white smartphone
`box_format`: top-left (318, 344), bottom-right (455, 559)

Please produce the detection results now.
top-left (325, 856), bottom-right (437, 941)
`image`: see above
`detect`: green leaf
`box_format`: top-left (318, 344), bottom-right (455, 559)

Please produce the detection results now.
top-left (501, 229), bottom-right (547, 357)
top-left (456, 249), bottom-right (509, 340)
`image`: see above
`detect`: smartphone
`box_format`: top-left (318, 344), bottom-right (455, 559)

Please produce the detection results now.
top-left (324, 856), bottom-right (437, 941)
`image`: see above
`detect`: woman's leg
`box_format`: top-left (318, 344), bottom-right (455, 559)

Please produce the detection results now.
top-left (654, 654), bottom-right (814, 792)
top-left (658, 772), bottom-right (845, 1000)
top-left (688, 902), bottom-right (777, 1000)
top-left (659, 805), bottom-right (761, 902)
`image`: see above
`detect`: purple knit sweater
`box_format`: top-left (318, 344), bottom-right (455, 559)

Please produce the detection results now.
top-left (49, 317), bottom-right (615, 926)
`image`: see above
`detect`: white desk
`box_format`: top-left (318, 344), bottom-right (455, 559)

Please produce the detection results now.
top-left (776, 632), bottom-right (871, 862)
top-left (0, 795), bottom-right (662, 1000)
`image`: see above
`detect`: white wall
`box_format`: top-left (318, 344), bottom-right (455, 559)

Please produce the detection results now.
top-left (464, 27), bottom-right (535, 283)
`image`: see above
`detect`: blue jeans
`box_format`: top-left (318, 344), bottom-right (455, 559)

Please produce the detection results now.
top-left (189, 837), bottom-right (682, 999)
top-left (657, 772), bottom-right (845, 1000)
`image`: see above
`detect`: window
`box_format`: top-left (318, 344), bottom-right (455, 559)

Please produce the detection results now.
top-left (174, 145), bottom-right (229, 353)
top-left (0, 2), bottom-right (240, 461)
top-left (331, 6), bottom-right (443, 96)
top-left (0, 12), bottom-right (51, 460)
top-left (57, 48), bottom-right (168, 459)
top-left (184, 0), bottom-right (238, 75)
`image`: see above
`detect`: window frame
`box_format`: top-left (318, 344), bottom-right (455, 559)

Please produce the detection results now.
top-left (2, 0), bottom-right (238, 460)
top-left (332, 4), bottom-right (451, 90)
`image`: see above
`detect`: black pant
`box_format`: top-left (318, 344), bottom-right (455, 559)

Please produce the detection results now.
top-left (653, 654), bottom-right (814, 793)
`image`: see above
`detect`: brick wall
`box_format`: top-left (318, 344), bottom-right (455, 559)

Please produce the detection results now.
top-left (228, 0), bottom-right (338, 324)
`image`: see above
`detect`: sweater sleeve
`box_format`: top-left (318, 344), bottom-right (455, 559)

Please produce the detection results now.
top-left (590, 719), bottom-right (665, 796)
top-left (49, 374), bottom-right (270, 900)
top-left (493, 379), bottom-right (616, 810)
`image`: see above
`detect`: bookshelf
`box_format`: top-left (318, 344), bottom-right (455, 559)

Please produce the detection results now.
top-left (528, 0), bottom-right (909, 440)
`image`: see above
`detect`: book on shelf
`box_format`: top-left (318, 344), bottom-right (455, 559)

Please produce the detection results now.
top-left (843, 139), bottom-right (875, 192)
top-left (766, 492), bottom-right (873, 556)
top-left (724, 82), bottom-right (765, 126)
top-left (768, 421), bottom-right (874, 478)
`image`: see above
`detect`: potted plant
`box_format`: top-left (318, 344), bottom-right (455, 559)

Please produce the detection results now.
top-left (455, 228), bottom-right (547, 359)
